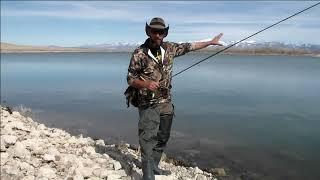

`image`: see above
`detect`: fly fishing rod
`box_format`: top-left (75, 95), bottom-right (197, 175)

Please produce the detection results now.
top-left (172, 2), bottom-right (320, 78)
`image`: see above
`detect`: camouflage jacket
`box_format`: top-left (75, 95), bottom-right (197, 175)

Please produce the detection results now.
top-left (126, 38), bottom-right (192, 106)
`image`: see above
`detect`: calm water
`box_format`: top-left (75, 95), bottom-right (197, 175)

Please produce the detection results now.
top-left (1, 52), bottom-right (320, 179)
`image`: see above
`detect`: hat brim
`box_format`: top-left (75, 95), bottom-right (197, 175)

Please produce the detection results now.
top-left (145, 23), bottom-right (169, 37)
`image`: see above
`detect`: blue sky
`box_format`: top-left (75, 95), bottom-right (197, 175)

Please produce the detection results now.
top-left (1, 1), bottom-right (319, 47)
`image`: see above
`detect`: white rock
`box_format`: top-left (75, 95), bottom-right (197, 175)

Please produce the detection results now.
top-left (195, 174), bottom-right (207, 180)
top-left (12, 111), bottom-right (21, 118)
top-left (0, 126), bottom-right (12, 135)
top-left (180, 177), bottom-right (192, 180)
top-left (155, 175), bottom-right (175, 180)
top-left (83, 146), bottom-right (96, 156)
top-left (13, 142), bottom-right (31, 159)
top-left (46, 147), bottom-right (60, 156)
top-left (26, 117), bottom-right (33, 123)
top-left (21, 139), bottom-right (38, 150)
top-left (86, 137), bottom-right (95, 145)
top-left (1, 143), bottom-right (6, 151)
top-left (193, 167), bottom-right (203, 174)
top-left (94, 168), bottom-right (109, 178)
top-left (95, 139), bottom-right (105, 146)
top-left (1, 109), bottom-right (10, 117)
top-left (73, 174), bottom-right (84, 180)
top-left (117, 169), bottom-right (127, 176)
top-left (29, 129), bottom-right (40, 137)
top-left (88, 177), bottom-right (101, 180)
top-left (32, 146), bottom-right (45, 155)
top-left (77, 167), bottom-right (93, 178)
top-left (107, 174), bottom-right (122, 179)
top-left (21, 175), bottom-right (35, 180)
top-left (43, 154), bottom-right (55, 162)
top-left (2, 135), bottom-right (17, 147)
top-left (77, 136), bottom-right (89, 145)
top-left (26, 158), bottom-right (42, 168)
top-left (113, 161), bottom-right (122, 170)
top-left (37, 166), bottom-right (56, 179)
top-left (68, 136), bottom-right (78, 144)
top-left (37, 124), bottom-right (46, 131)
top-left (0, 152), bottom-right (9, 165)
top-left (13, 121), bottom-right (31, 132)
top-left (18, 161), bottom-right (35, 175)
top-left (2, 164), bottom-right (20, 175)
top-left (60, 153), bottom-right (77, 165)
top-left (121, 176), bottom-right (132, 180)
top-left (82, 158), bottom-right (95, 168)
top-left (96, 157), bottom-right (107, 164)
top-left (92, 168), bottom-right (101, 176)
top-left (103, 153), bottom-right (110, 159)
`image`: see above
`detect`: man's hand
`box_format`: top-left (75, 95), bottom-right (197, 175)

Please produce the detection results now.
top-left (145, 80), bottom-right (159, 91)
top-left (210, 33), bottom-right (224, 46)
top-left (191, 33), bottom-right (224, 51)
top-left (131, 79), bottom-right (159, 91)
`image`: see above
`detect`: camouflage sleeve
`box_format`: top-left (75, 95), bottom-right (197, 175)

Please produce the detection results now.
top-left (127, 50), bottom-right (142, 86)
top-left (171, 42), bottom-right (193, 57)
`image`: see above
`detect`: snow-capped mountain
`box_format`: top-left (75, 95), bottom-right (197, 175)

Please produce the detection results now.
top-left (79, 42), bottom-right (140, 49)
top-left (77, 41), bottom-right (320, 53)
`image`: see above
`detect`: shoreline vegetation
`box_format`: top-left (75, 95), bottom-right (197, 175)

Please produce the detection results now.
top-left (1, 42), bottom-right (319, 57)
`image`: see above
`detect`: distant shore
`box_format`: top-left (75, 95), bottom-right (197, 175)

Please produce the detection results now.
top-left (2, 50), bottom-right (319, 58)
top-left (1, 42), bottom-right (319, 57)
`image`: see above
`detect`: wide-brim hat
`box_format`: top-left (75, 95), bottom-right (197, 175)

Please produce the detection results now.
top-left (145, 17), bottom-right (169, 37)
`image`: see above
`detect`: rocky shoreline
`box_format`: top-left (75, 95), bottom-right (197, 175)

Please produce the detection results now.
top-left (0, 106), bottom-right (219, 180)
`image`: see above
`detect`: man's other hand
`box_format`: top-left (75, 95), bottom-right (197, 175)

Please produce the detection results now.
top-left (145, 81), bottom-right (159, 91)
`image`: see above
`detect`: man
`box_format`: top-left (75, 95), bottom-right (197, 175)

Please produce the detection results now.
top-left (125, 17), bottom-right (223, 180)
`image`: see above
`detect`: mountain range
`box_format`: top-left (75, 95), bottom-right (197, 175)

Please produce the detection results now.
top-left (78, 40), bottom-right (320, 53)
top-left (1, 41), bottom-right (320, 56)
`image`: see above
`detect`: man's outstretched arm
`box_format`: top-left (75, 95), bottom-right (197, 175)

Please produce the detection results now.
top-left (191, 33), bottom-right (224, 51)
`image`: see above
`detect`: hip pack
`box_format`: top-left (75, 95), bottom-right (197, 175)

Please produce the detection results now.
top-left (124, 86), bottom-right (139, 107)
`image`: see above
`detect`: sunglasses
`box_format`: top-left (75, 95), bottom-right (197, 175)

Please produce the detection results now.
top-left (150, 29), bottom-right (166, 35)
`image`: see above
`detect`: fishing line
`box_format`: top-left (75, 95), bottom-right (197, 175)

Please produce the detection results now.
top-left (172, 2), bottom-right (320, 78)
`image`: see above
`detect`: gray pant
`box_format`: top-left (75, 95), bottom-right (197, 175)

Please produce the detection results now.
top-left (138, 102), bottom-right (174, 180)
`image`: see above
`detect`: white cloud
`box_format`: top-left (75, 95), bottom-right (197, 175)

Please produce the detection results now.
top-left (2, 1), bottom-right (319, 24)
top-left (1, 1), bottom-right (319, 44)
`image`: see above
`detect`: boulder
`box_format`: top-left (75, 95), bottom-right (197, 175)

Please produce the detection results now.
top-left (95, 139), bottom-right (105, 146)
top-left (13, 142), bottom-right (31, 159)
top-left (2, 135), bottom-right (17, 147)
top-left (193, 167), bottom-right (203, 174)
top-left (113, 161), bottom-right (122, 170)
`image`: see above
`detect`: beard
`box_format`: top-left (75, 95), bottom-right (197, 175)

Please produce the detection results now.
top-left (149, 38), bottom-right (162, 48)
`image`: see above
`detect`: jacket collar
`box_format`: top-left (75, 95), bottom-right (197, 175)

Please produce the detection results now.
top-left (142, 38), bottom-right (165, 65)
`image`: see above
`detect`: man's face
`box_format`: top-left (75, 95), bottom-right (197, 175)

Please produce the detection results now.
top-left (149, 28), bottom-right (166, 47)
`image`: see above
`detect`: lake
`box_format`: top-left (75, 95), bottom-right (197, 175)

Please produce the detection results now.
top-left (1, 52), bottom-right (320, 179)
